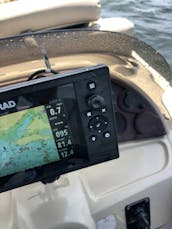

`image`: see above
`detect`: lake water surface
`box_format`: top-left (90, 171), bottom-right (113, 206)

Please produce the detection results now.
top-left (101, 0), bottom-right (172, 70)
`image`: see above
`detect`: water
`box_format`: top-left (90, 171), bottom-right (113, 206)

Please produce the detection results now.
top-left (101, 0), bottom-right (172, 70)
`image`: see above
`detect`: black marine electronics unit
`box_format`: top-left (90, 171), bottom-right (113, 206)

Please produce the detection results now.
top-left (0, 64), bottom-right (119, 192)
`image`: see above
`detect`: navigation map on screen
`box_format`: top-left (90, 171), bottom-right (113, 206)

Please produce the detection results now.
top-left (0, 106), bottom-right (60, 177)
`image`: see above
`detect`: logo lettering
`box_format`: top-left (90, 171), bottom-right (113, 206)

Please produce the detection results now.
top-left (0, 100), bottom-right (16, 111)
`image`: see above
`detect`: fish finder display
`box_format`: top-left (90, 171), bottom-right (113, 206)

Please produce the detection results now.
top-left (0, 65), bottom-right (119, 193)
top-left (0, 99), bottom-right (73, 178)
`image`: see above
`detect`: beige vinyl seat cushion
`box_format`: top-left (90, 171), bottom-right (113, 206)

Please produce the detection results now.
top-left (0, 0), bottom-right (100, 37)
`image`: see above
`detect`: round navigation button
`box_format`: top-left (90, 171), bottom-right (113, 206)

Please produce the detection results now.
top-left (87, 95), bottom-right (105, 109)
top-left (88, 115), bottom-right (108, 132)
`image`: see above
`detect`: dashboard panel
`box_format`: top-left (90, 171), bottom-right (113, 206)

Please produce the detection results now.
top-left (111, 79), bottom-right (166, 142)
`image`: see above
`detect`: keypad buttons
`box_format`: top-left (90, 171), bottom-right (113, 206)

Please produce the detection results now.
top-left (88, 82), bottom-right (96, 90)
top-left (101, 107), bottom-right (107, 113)
top-left (90, 135), bottom-right (97, 142)
top-left (86, 111), bottom-right (92, 117)
top-left (104, 131), bottom-right (111, 138)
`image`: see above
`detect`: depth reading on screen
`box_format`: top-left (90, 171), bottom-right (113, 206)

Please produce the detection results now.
top-left (44, 99), bottom-right (74, 159)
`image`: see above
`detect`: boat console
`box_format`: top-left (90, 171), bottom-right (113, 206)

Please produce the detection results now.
top-left (0, 30), bottom-right (172, 229)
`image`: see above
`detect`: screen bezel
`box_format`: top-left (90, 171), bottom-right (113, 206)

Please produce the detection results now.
top-left (0, 65), bottom-right (117, 193)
